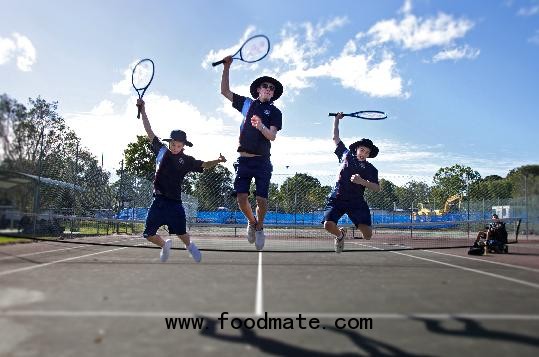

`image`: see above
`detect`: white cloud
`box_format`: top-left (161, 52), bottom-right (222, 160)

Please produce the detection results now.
top-left (112, 60), bottom-right (139, 95)
top-left (268, 18), bottom-right (407, 98)
top-left (0, 37), bottom-right (16, 65)
top-left (272, 18), bottom-right (348, 68)
top-left (270, 135), bottom-right (443, 185)
top-left (218, 84), bottom-right (251, 122)
top-left (272, 136), bottom-right (334, 167)
top-left (528, 29), bottom-right (539, 45)
top-left (204, 18), bottom-right (357, 101)
top-left (63, 93), bottom-right (232, 174)
top-left (0, 33), bottom-right (36, 71)
top-left (64, 91), bottom-right (445, 183)
top-left (201, 26), bottom-right (257, 69)
top-left (90, 100), bottom-right (115, 116)
top-left (517, 5), bottom-right (539, 16)
top-left (364, 12), bottom-right (474, 51)
top-left (63, 91), bottom-right (522, 187)
top-left (431, 45), bottom-right (480, 62)
top-left (271, 36), bottom-right (309, 69)
top-left (14, 34), bottom-right (36, 71)
top-left (400, 0), bottom-right (413, 15)
top-left (304, 50), bottom-right (406, 97)
top-left (303, 16), bottom-right (349, 42)
top-left (263, 5), bottom-right (475, 99)
top-left (218, 97), bottom-right (242, 122)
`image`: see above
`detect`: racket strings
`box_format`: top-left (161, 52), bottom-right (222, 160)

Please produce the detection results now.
top-left (359, 111), bottom-right (386, 119)
top-left (132, 61), bottom-right (154, 89)
top-left (240, 37), bottom-right (270, 62)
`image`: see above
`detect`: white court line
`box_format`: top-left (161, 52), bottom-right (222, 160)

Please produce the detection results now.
top-left (424, 249), bottom-right (539, 273)
top-left (0, 245), bottom-right (89, 261)
top-left (1, 310), bottom-right (539, 320)
top-left (392, 251), bottom-right (539, 289)
top-left (0, 247), bottom-right (128, 277)
top-left (255, 252), bottom-right (263, 316)
top-left (349, 241), bottom-right (539, 289)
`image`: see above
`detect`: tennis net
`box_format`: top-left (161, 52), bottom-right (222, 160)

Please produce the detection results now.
top-left (1, 214), bottom-right (521, 252)
top-left (0, 167), bottom-right (532, 252)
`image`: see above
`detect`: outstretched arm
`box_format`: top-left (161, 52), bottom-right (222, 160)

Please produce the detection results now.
top-left (137, 99), bottom-right (155, 142)
top-left (202, 153), bottom-right (227, 169)
top-left (332, 112), bottom-right (344, 146)
top-left (220, 56), bottom-right (233, 102)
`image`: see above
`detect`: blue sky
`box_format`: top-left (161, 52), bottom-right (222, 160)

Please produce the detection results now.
top-left (1, 0), bottom-right (538, 185)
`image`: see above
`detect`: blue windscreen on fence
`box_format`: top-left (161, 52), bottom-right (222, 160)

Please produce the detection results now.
top-left (116, 208), bottom-right (485, 227)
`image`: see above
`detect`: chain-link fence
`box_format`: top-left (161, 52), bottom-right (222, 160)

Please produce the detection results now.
top-left (0, 162), bottom-right (537, 242)
top-left (2, 96), bottom-right (536, 251)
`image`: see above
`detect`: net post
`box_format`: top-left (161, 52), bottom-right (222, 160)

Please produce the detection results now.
top-left (515, 218), bottom-right (522, 243)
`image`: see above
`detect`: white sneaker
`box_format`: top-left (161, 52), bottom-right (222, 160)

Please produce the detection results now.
top-left (334, 228), bottom-right (346, 253)
top-left (188, 242), bottom-right (202, 263)
top-left (160, 239), bottom-right (172, 262)
top-left (246, 222), bottom-right (256, 244)
top-left (255, 229), bottom-right (265, 251)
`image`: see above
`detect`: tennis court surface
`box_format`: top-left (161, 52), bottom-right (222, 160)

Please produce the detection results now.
top-left (1, 234), bottom-right (538, 357)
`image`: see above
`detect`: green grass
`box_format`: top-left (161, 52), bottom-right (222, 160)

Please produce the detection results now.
top-left (67, 221), bottom-right (144, 235)
top-left (0, 236), bottom-right (32, 244)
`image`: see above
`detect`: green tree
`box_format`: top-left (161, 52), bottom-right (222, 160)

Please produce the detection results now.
top-left (366, 178), bottom-right (398, 211)
top-left (394, 180), bottom-right (432, 210)
top-left (470, 176), bottom-right (512, 201)
top-left (266, 182), bottom-right (280, 211)
top-left (432, 164), bottom-right (481, 205)
top-left (0, 94), bottom-right (27, 159)
top-left (279, 173), bottom-right (326, 212)
top-left (0, 96), bottom-right (110, 215)
top-left (193, 165), bottom-right (233, 211)
top-left (2, 97), bottom-right (72, 173)
top-left (123, 135), bottom-right (154, 180)
top-left (507, 165), bottom-right (539, 197)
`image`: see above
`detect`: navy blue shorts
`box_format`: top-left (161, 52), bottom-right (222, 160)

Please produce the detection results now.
top-left (322, 198), bottom-right (372, 227)
top-left (233, 156), bottom-right (273, 199)
top-left (143, 195), bottom-right (187, 237)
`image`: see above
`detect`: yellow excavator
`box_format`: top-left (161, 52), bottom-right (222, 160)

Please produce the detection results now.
top-left (434, 193), bottom-right (462, 215)
top-left (412, 194), bottom-right (462, 219)
top-left (413, 203), bottom-right (435, 218)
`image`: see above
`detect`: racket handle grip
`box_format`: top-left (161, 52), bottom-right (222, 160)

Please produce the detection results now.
top-left (328, 113), bottom-right (337, 116)
top-left (212, 60), bottom-right (224, 67)
top-left (137, 106), bottom-right (141, 119)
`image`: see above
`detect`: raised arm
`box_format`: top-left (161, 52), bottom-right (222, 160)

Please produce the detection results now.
top-left (137, 99), bottom-right (155, 142)
top-left (332, 112), bottom-right (344, 146)
top-left (220, 56), bottom-right (233, 102)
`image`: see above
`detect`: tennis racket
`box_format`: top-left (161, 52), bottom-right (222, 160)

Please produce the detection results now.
top-left (132, 58), bottom-right (155, 119)
top-left (328, 111), bottom-right (387, 120)
top-left (212, 35), bottom-right (270, 67)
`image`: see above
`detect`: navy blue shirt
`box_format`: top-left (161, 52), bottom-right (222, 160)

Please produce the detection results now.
top-left (151, 137), bottom-right (204, 201)
top-left (330, 141), bottom-right (379, 201)
top-left (232, 94), bottom-right (282, 156)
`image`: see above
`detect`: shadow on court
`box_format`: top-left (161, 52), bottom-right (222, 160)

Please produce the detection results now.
top-left (200, 317), bottom-right (433, 357)
top-left (413, 317), bottom-right (539, 348)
